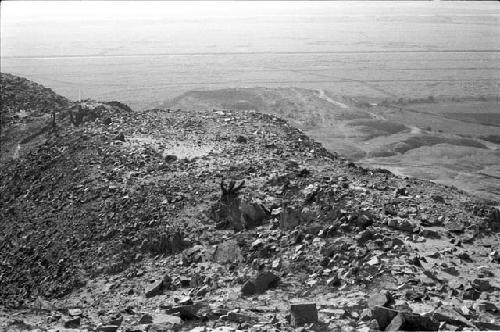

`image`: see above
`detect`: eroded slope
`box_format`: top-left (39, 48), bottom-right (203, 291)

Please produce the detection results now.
top-left (165, 88), bottom-right (500, 202)
top-left (1, 78), bottom-right (500, 331)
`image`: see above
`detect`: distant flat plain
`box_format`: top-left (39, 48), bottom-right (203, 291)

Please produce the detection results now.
top-left (1, 2), bottom-right (499, 109)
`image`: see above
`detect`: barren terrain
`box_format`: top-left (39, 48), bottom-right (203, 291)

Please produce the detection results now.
top-left (1, 74), bottom-right (500, 332)
top-left (165, 88), bottom-right (500, 203)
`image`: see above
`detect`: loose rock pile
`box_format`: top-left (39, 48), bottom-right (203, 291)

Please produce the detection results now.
top-left (1, 74), bottom-right (499, 331)
top-left (0, 73), bottom-right (70, 127)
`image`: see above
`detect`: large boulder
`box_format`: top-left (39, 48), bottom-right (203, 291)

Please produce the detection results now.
top-left (241, 271), bottom-right (279, 296)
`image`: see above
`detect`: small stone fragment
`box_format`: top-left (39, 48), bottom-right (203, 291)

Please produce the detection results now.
top-left (63, 317), bottom-right (80, 328)
top-left (178, 296), bottom-right (193, 305)
top-left (164, 154), bottom-right (177, 163)
top-left (145, 275), bottom-right (171, 298)
top-left (145, 280), bottom-right (164, 298)
top-left (96, 325), bottom-right (119, 332)
top-left (420, 229), bottom-right (440, 239)
top-left (226, 311), bottom-right (256, 323)
top-left (394, 187), bottom-right (408, 197)
top-left (114, 132), bottom-right (125, 141)
top-left (254, 271), bottom-right (279, 293)
top-left (474, 301), bottom-right (499, 314)
top-left (241, 271), bottom-right (278, 296)
top-left (385, 312), bottom-right (439, 331)
top-left (326, 276), bottom-right (340, 287)
top-left (241, 280), bottom-right (256, 296)
top-left (371, 306), bottom-right (398, 330)
top-left (213, 240), bottom-right (243, 264)
top-left (68, 308), bottom-right (82, 316)
top-left (367, 291), bottom-right (392, 308)
top-left (138, 314), bottom-right (153, 324)
top-left (152, 313), bottom-right (182, 325)
top-left (472, 278), bottom-right (493, 292)
top-left (431, 305), bottom-right (473, 328)
top-left (290, 303), bottom-right (318, 327)
top-left (367, 256), bottom-right (380, 266)
top-left (431, 195), bottom-right (445, 203)
top-left (235, 135), bottom-right (247, 143)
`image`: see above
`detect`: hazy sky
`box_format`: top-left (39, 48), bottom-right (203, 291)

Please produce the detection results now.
top-left (2, 1), bottom-right (321, 21)
top-left (3, 1), bottom-right (499, 22)
top-left (3, 1), bottom-right (499, 58)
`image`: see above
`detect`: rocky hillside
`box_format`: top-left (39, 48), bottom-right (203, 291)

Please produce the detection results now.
top-left (1, 73), bottom-right (70, 127)
top-left (1, 75), bottom-right (500, 331)
top-left (1, 73), bottom-right (71, 164)
top-left (165, 88), bottom-right (500, 203)
top-left (0, 73), bottom-right (134, 164)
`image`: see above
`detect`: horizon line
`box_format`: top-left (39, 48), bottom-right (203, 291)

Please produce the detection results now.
top-left (3, 49), bottom-right (500, 60)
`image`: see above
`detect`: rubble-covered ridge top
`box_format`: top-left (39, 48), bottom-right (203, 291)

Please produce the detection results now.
top-left (0, 73), bottom-right (135, 163)
top-left (1, 75), bottom-right (500, 331)
top-left (0, 72), bottom-right (71, 126)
